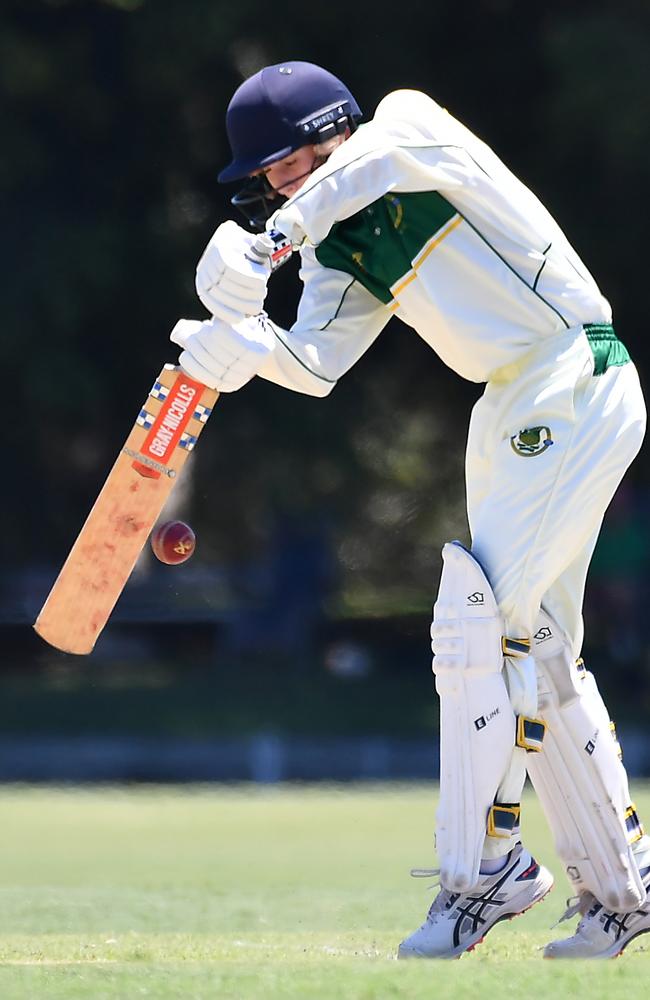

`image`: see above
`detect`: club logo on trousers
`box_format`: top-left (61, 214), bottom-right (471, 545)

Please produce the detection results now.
top-left (510, 426), bottom-right (554, 457)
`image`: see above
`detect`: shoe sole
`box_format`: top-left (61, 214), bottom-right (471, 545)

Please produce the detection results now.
top-left (398, 871), bottom-right (554, 960)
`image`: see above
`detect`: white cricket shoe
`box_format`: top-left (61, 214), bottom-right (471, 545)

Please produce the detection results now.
top-left (544, 867), bottom-right (650, 959)
top-left (398, 843), bottom-right (553, 959)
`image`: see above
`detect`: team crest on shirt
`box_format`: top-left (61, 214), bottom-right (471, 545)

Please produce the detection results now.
top-left (384, 194), bottom-right (404, 229)
top-left (510, 426), bottom-right (554, 457)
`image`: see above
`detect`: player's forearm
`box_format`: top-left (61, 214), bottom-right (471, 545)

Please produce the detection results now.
top-left (269, 137), bottom-right (457, 246)
top-left (256, 319), bottom-right (337, 398)
top-left (269, 144), bottom-right (400, 245)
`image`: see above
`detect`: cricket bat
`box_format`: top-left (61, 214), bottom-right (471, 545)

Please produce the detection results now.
top-left (34, 366), bottom-right (218, 654)
top-left (34, 230), bottom-right (293, 655)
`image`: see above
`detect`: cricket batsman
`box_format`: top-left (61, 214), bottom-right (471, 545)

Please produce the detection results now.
top-left (170, 61), bottom-right (650, 958)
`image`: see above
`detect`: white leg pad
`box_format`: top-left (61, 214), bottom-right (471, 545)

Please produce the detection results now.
top-left (432, 541), bottom-right (516, 892)
top-left (527, 610), bottom-right (645, 911)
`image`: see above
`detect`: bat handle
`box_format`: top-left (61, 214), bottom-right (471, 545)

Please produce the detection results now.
top-left (246, 230), bottom-right (294, 272)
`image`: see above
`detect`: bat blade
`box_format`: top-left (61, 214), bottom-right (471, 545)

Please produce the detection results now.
top-left (34, 365), bottom-right (218, 654)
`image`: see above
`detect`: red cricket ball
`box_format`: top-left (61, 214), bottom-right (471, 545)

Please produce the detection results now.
top-left (151, 520), bottom-right (196, 565)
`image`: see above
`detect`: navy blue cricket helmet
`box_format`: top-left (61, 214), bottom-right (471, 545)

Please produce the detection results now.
top-left (219, 61), bottom-right (361, 182)
top-left (219, 61), bottom-right (361, 229)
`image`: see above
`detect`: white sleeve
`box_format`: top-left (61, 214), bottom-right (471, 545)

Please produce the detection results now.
top-left (269, 93), bottom-right (465, 245)
top-left (256, 247), bottom-right (391, 397)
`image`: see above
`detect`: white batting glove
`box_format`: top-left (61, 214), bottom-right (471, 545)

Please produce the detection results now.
top-left (170, 315), bottom-right (275, 392)
top-left (195, 220), bottom-right (271, 324)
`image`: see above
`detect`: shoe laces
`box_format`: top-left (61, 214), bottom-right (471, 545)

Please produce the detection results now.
top-left (409, 867), bottom-right (442, 895)
top-left (410, 867), bottom-right (441, 885)
top-left (552, 891), bottom-right (597, 929)
top-left (409, 867), bottom-right (457, 920)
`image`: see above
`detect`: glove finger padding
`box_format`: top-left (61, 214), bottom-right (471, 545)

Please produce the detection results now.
top-left (196, 261), bottom-right (268, 301)
top-left (171, 315), bottom-right (275, 393)
top-left (201, 287), bottom-right (267, 327)
top-left (169, 318), bottom-right (204, 350)
top-left (195, 219), bottom-right (270, 320)
top-left (178, 349), bottom-right (252, 392)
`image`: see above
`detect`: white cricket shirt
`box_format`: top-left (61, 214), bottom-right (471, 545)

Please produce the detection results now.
top-left (256, 89), bottom-right (611, 396)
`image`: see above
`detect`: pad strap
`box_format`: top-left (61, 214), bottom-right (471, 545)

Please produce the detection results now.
top-left (516, 716), bottom-right (546, 753)
top-left (487, 803), bottom-right (521, 839)
top-left (502, 636), bottom-right (531, 658)
top-left (626, 804), bottom-right (645, 844)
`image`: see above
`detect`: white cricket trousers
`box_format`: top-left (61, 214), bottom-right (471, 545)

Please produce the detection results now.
top-left (465, 325), bottom-right (646, 655)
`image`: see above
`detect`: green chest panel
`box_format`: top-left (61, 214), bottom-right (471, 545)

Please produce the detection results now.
top-left (314, 191), bottom-right (458, 305)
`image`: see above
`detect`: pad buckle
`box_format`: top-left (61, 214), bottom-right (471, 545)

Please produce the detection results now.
top-left (625, 803), bottom-right (645, 844)
top-left (516, 716), bottom-right (546, 753)
top-left (487, 803), bottom-right (521, 839)
top-left (502, 636), bottom-right (531, 658)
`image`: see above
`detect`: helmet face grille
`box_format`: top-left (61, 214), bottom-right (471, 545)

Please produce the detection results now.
top-left (219, 61), bottom-right (361, 183)
top-left (231, 175), bottom-right (283, 232)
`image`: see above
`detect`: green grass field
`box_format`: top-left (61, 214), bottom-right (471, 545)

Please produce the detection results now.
top-left (0, 784), bottom-right (647, 998)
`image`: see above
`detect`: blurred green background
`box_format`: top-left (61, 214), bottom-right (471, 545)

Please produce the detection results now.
top-left (4, 0), bottom-right (650, 778)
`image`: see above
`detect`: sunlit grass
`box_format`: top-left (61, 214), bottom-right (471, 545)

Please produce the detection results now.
top-left (0, 784), bottom-right (647, 998)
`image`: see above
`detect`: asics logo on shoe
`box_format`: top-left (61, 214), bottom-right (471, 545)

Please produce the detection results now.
top-left (399, 844), bottom-right (553, 959)
top-left (598, 906), bottom-right (646, 942)
top-left (543, 868), bottom-right (650, 958)
top-left (450, 892), bottom-right (508, 948)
